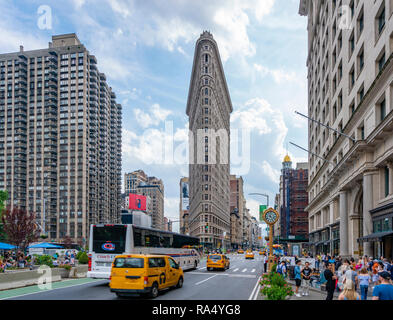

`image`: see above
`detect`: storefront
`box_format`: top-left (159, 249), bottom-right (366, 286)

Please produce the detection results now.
top-left (358, 203), bottom-right (393, 259)
top-left (331, 224), bottom-right (340, 257)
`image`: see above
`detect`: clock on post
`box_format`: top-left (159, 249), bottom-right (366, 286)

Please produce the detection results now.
top-left (262, 208), bottom-right (279, 272)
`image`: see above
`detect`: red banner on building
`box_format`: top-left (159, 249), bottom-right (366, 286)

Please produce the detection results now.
top-left (129, 194), bottom-right (147, 211)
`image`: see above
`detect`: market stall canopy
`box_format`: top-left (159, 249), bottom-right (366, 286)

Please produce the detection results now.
top-left (27, 242), bottom-right (63, 249)
top-left (0, 242), bottom-right (16, 250)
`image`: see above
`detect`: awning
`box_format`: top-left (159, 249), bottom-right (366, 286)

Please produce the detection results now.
top-left (357, 231), bottom-right (393, 243)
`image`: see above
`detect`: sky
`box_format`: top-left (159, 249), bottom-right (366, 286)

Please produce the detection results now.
top-left (0, 0), bottom-right (309, 232)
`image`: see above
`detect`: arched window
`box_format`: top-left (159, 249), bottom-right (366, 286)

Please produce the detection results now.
top-left (205, 88), bottom-right (209, 95)
top-left (204, 78), bottom-right (209, 85)
top-left (205, 54), bottom-right (209, 63)
top-left (205, 98), bottom-right (209, 105)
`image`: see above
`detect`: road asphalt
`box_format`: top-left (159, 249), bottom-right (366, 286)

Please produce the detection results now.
top-left (2, 253), bottom-right (264, 300)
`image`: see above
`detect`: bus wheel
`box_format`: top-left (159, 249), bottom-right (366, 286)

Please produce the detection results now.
top-left (176, 277), bottom-right (183, 288)
top-left (194, 261), bottom-right (198, 270)
top-left (150, 283), bottom-right (159, 298)
top-left (207, 267), bottom-right (212, 271)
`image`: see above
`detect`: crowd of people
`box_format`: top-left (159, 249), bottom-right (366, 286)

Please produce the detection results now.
top-left (0, 250), bottom-right (32, 272)
top-left (0, 249), bottom-right (79, 273)
top-left (270, 252), bottom-right (393, 300)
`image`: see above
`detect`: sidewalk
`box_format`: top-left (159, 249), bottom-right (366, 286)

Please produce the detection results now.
top-left (286, 278), bottom-right (339, 300)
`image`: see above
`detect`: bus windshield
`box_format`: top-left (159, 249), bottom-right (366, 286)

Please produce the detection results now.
top-left (92, 225), bottom-right (126, 254)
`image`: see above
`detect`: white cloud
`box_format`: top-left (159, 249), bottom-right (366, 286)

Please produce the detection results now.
top-left (260, 161), bottom-right (280, 184)
top-left (99, 0), bottom-right (275, 62)
top-left (254, 63), bottom-right (299, 84)
top-left (133, 104), bottom-right (172, 129)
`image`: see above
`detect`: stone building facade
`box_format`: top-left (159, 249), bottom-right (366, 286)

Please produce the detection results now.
top-left (187, 31), bottom-right (232, 249)
top-left (299, 0), bottom-right (393, 259)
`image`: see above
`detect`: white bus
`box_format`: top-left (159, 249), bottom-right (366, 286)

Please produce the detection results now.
top-left (87, 224), bottom-right (201, 279)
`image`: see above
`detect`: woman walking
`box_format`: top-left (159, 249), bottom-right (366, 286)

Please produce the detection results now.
top-left (338, 279), bottom-right (361, 300)
top-left (358, 268), bottom-right (371, 300)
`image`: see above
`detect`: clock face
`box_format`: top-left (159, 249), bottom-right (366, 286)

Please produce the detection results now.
top-left (263, 209), bottom-right (279, 225)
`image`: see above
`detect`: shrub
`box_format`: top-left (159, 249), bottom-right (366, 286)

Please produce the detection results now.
top-left (59, 264), bottom-right (72, 271)
top-left (76, 251), bottom-right (83, 260)
top-left (270, 263), bottom-right (278, 273)
top-left (78, 252), bottom-right (88, 264)
top-left (260, 273), bottom-right (294, 301)
top-left (35, 255), bottom-right (53, 268)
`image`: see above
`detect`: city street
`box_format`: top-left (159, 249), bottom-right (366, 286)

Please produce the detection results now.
top-left (2, 253), bottom-right (264, 300)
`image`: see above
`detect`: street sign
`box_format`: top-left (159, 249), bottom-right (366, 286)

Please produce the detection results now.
top-left (259, 205), bottom-right (267, 222)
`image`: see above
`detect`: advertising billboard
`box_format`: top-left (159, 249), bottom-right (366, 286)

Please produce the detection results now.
top-left (181, 181), bottom-right (189, 211)
top-left (129, 194), bottom-right (147, 211)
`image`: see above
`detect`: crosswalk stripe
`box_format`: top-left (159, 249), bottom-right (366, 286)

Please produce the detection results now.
top-left (242, 268), bottom-right (247, 272)
top-left (233, 268), bottom-right (239, 272)
top-left (251, 269), bottom-right (256, 273)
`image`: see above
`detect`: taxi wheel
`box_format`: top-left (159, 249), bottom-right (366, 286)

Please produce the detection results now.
top-left (207, 267), bottom-right (212, 271)
top-left (115, 293), bottom-right (125, 298)
top-left (150, 283), bottom-right (159, 298)
top-left (176, 276), bottom-right (183, 288)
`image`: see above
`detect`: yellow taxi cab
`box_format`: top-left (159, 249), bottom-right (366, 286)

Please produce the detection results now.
top-left (245, 250), bottom-right (254, 259)
top-left (237, 249), bottom-right (244, 254)
top-left (109, 254), bottom-right (184, 298)
top-left (259, 251), bottom-right (264, 255)
top-left (206, 254), bottom-right (230, 271)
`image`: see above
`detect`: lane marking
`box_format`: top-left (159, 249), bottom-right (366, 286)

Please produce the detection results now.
top-left (0, 278), bottom-right (106, 300)
top-left (233, 268), bottom-right (239, 272)
top-left (241, 268), bottom-right (247, 272)
top-left (248, 276), bottom-right (262, 300)
top-left (253, 277), bottom-right (262, 300)
top-left (195, 274), bottom-right (218, 285)
top-left (197, 267), bottom-right (206, 270)
top-left (251, 269), bottom-right (256, 273)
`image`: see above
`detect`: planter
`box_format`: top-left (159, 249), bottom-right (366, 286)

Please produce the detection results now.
top-left (58, 268), bottom-right (71, 278)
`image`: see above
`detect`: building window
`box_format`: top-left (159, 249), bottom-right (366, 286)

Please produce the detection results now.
top-left (378, 7), bottom-right (386, 34)
top-left (205, 54), bottom-right (209, 63)
top-left (378, 52), bottom-right (386, 72)
top-left (380, 99), bottom-right (386, 122)
top-left (385, 166), bottom-right (390, 197)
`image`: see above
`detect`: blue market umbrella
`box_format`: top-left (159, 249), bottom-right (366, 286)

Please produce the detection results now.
top-left (27, 242), bottom-right (63, 249)
top-left (0, 242), bottom-right (17, 250)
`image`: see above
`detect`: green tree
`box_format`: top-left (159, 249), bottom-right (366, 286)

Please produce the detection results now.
top-left (0, 190), bottom-right (9, 241)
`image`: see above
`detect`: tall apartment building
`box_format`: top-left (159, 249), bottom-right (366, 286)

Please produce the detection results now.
top-left (187, 31), bottom-right (232, 249)
top-left (299, 0), bottom-right (393, 259)
top-left (230, 175), bottom-right (244, 249)
top-left (179, 177), bottom-right (190, 235)
top-left (243, 205), bottom-right (252, 248)
top-left (0, 33), bottom-right (122, 242)
top-left (124, 170), bottom-right (164, 230)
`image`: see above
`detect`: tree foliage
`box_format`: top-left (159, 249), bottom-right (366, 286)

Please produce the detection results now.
top-left (1, 206), bottom-right (40, 250)
top-left (61, 235), bottom-right (73, 248)
top-left (0, 190), bottom-right (8, 217)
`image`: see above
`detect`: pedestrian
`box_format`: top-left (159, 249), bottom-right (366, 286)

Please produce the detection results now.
top-left (324, 262), bottom-right (337, 300)
top-left (294, 260), bottom-right (302, 297)
top-left (276, 260), bottom-right (287, 278)
top-left (372, 271), bottom-right (393, 300)
top-left (263, 254), bottom-right (267, 274)
top-left (371, 260), bottom-right (380, 288)
top-left (343, 260), bottom-right (358, 291)
top-left (301, 261), bottom-right (312, 296)
top-left (355, 259), bottom-right (363, 271)
top-left (338, 279), bottom-right (361, 300)
top-left (358, 267), bottom-right (371, 300)
top-left (315, 254), bottom-right (320, 270)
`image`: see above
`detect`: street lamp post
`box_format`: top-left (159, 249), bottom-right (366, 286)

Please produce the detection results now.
top-left (249, 193), bottom-right (269, 207)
